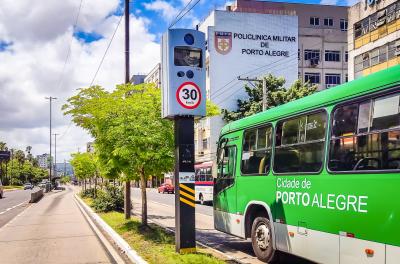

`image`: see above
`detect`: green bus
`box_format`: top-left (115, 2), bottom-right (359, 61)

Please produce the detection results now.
top-left (214, 65), bottom-right (400, 264)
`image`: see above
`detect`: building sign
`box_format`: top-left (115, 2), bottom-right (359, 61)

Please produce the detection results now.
top-left (215, 31), bottom-right (232, 55)
top-left (205, 11), bottom-right (298, 111)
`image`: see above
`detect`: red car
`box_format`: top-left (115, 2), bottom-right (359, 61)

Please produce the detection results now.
top-left (158, 183), bottom-right (174, 194)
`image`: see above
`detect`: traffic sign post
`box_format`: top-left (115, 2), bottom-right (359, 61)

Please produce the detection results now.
top-left (161, 29), bottom-right (205, 253)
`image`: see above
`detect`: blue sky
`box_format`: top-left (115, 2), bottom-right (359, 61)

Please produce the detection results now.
top-left (129, 0), bottom-right (353, 42)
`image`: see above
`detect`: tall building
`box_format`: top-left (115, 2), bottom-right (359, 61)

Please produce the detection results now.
top-left (348, 0), bottom-right (400, 80)
top-left (195, 0), bottom-right (349, 165)
top-left (36, 153), bottom-right (49, 169)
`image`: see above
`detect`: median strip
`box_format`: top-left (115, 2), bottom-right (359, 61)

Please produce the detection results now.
top-left (76, 194), bottom-right (226, 264)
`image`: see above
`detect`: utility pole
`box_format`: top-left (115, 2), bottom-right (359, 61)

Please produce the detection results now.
top-left (53, 133), bottom-right (59, 179)
top-left (45, 96), bottom-right (57, 185)
top-left (124, 0), bottom-right (131, 220)
top-left (238, 76), bottom-right (267, 111)
top-left (64, 159), bottom-right (67, 177)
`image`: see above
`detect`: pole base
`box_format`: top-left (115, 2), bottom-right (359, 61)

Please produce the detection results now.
top-left (179, 247), bottom-right (196, 254)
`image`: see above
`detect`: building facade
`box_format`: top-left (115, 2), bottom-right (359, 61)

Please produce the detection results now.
top-left (348, 0), bottom-right (400, 80)
top-left (144, 63), bottom-right (161, 88)
top-left (232, 0), bottom-right (349, 90)
top-left (36, 153), bottom-right (49, 169)
top-left (195, 0), bottom-right (349, 165)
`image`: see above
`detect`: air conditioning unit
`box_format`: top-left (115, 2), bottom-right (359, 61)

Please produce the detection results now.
top-left (310, 59), bottom-right (319, 66)
top-left (198, 151), bottom-right (204, 155)
top-left (326, 84), bottom-right (337, 89)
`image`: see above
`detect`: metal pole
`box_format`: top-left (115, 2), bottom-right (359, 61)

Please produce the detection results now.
top-left (45, 97), bottom-right (57, 185)
top-left (53, 133), bottom-right (59, 179)
top-left (262, 78), bottom-right (267, 111)
top-left (124, 0), bottom-right (131, 220)
top-left (174, 116), bottom-right (196, 253)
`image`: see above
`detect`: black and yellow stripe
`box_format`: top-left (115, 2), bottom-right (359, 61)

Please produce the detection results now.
top-left (179, 184), bottom-right (195, 207)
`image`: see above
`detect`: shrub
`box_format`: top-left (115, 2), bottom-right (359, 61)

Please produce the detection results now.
top-left (92, 185), bottom-right (124, 212)
top-left (80, 188), bottom-right (97, 198)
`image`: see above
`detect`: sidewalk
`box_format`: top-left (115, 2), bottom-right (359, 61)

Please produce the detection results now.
top-left (0, 186), bottom-right (121, 264)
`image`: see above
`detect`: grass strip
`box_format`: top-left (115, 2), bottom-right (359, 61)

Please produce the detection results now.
top-left (81, 196), bottom-right (225, 264)
top-left (4, 185), bottom-right (23, 190)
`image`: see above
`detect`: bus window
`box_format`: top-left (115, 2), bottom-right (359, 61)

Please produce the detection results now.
top-left (332, 103), bottom-right (358, 137)
top-left (329, 93), bottom-right (400, 171)
top-left (242, 125), bottom-right (273, 175)
top-left (215, 145), bottom-right (236, 194)
top-left (274, 112), bottom-right (327, 173)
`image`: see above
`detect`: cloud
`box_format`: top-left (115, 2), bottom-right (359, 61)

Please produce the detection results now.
top-left (320, 0), bottom-right (338, 5)
top-left (0, 0), bottom-right (160, 161)
top-left (143, 0), bottom-right (179, 22)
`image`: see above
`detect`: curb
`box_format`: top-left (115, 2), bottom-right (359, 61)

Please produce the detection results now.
top-left (75, 194), bottom-right (147, 264)
top-left (131, 208), bottom-right (243, 264)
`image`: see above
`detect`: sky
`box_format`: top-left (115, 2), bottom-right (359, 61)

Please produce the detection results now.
top-left (0, 0), bottom-right (357, 163)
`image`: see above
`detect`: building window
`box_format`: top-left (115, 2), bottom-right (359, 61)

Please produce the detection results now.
top-left (298, 49), bottom-right (300, 60)
top-left (202, 138), bottom-right (209, 150)
top-left (305, 72), bottom-right (320, 84)
top-left (345, 51), bottom-right (348, 62)
top-left (362, 53), bottom-right (370, 68)
top-left (370, 48), bottom-right (379, 66)
top-left (324, 18), bottom-right (334, 27)
top-left (345, 74), bottom-right (348, 82)
top-left (325, 50), bottom-right (341, 62)
top-left (304, 49), bottom-right (320, 61)
top-left (325, 74), bottom-right (341, 88)
top-left (340, 19), bottom-right (348, 31)
top-left (310, 17), bottom-right (320, 26)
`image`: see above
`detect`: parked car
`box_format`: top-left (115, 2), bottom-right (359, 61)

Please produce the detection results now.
top-left (23, 183), bottom-right (33, 190)
top-left (38, 179), bottom-right (49, 189)
top-left (158, 183), bottom-right (174, 194)
top-left (0, 179), bottom-right (3, 198)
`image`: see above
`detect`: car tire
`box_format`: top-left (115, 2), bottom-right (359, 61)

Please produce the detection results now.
top-left (251, 216), bottom-right (277, 263)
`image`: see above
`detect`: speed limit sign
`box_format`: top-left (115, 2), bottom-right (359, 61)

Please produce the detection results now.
top-left (176, 82), bottom-right (202, 109)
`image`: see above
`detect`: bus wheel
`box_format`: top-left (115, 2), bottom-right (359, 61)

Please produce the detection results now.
top-left (251, 216), bottom-right (276, 263)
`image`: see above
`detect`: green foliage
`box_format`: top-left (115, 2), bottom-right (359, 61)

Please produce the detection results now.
top-left (92, 185), bottom-right (124, 212)
top-left (222, 75), bottom-right (318, 122)
top-left (80, 187), bottom-right (97, 199)
top-left (60, 176), bottom-right (71, 184)
top-left (70, 152), bottom-right (96, 181)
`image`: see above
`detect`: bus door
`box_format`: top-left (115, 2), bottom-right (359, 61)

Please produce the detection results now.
top-left (214, 143), bottom-right (239, 235)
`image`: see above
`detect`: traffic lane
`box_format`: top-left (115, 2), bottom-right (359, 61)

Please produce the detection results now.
top-left (132, 188), bottom-right (314, 264)
top-left (131, 187), bottom-right (213, 216)
top-left (0, 188), bottom-right (34, 212)
top-left (0, 189), bottom-right (34, 228)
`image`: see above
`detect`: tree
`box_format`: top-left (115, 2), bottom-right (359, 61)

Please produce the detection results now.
top-left (63, 83), bottom-right (219, 225)
top-left (70, 152), bottom-right (96, 190)
top-left (222, 75), bottom-right (318, 122)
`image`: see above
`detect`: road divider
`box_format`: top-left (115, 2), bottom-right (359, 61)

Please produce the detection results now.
top-left (30, 189), bottom-right (43, 203)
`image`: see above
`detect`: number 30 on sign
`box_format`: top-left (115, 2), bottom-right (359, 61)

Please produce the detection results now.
top-left (176, 82), bottom-right (202, 109)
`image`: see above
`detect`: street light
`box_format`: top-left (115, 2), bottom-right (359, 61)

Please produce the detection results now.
top-left (45, 96), bottom-right (57, 185)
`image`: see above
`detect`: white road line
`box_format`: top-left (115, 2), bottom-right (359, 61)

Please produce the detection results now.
top-left (0, 201), bottom-right (27, 215)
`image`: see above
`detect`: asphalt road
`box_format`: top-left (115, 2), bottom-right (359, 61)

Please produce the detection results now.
top-left (0, 189), bottom-right (34, 228)
top-left (131, 188), bottom-right (313, 264)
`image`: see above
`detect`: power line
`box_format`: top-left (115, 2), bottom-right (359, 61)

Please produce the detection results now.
top-left (89, 14), bottom-right (124, 87)
top-left (169, 0), bottom-right (195, 29)
top-left (56, 0), bottom-right (84, 92)
top-left (211, 29), bottom-right (348, 103)
top-left (59, 10), bottom-right (124, 141)
top-left (169, 0), bottom-right (201, 29)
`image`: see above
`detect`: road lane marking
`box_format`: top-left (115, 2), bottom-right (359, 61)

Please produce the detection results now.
top-left (0, 201), bottom-right (27, 215)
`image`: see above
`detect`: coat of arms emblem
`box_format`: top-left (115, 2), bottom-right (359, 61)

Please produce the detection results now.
top-left (214, 31), bottom-right (232, 55)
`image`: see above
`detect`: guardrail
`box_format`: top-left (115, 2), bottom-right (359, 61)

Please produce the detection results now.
top-left (30, 189), bottom-right (43, 203)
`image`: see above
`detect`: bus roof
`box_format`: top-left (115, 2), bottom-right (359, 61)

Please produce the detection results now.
top-left (220, 65), bottom-right (400, 137)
